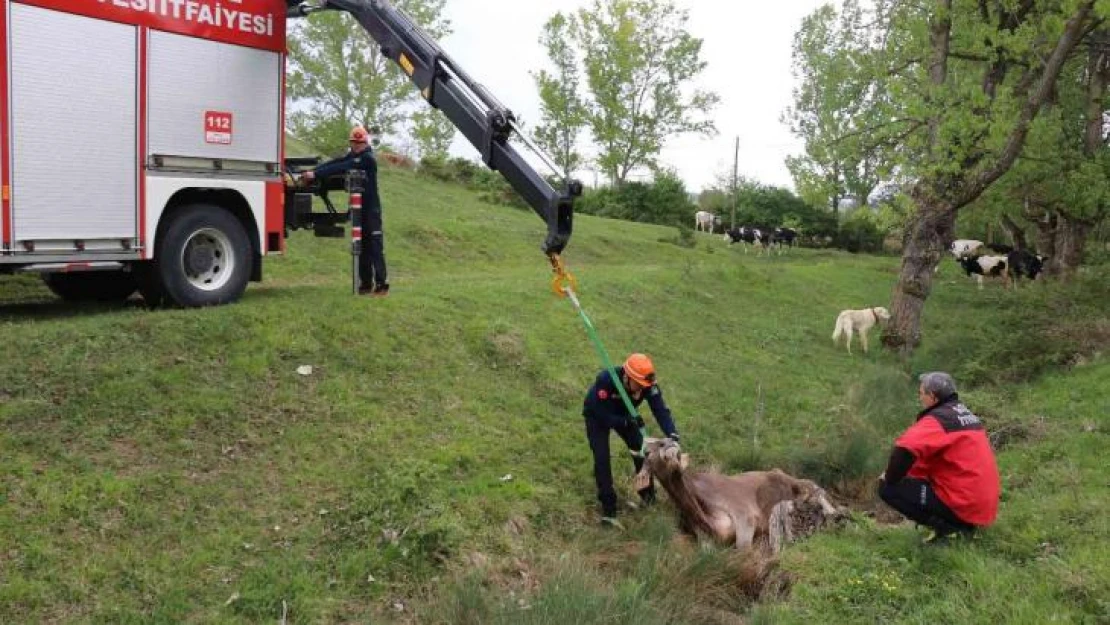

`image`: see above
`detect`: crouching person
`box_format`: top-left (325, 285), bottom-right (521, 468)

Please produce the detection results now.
top-left (879, 372), bottom-right (1000, 543)
top-left (583, 354), bottom-right (680, 528)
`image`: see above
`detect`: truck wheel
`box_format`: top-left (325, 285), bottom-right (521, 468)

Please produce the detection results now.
top-left (155, 204), bottom-right (252, 307)
top-left (41, 271), bottom-right (137, 302)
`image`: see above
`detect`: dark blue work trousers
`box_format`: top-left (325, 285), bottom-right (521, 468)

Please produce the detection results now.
top-left (585, 416), bottom-right (653, 516)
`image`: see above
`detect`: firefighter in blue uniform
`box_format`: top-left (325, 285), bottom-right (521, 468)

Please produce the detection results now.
top-left (301, 126), bottom-right (389, 296)
top-left (583, 353), bottom-right (680, 526)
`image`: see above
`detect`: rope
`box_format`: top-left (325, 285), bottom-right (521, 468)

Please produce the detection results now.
top-left (550, 254), bottom-right (649, 457)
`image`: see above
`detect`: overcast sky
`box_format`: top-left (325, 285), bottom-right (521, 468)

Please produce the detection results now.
top-left (438, 0), bottom-right (829, 193)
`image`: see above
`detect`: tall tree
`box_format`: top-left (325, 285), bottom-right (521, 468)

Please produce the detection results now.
top-left (287, 0), bottom-right (450, 153)
top-left (533, 13), bottom-right (588, 181)
top-left (570, 0), bottom-right (720, 185)
top-left (792, 0), bottom-right (1104, 353)
top-left (784, 0), bottom-right (891, 218)
top-left (879, 0), bottom-right (1100, 353)
top-left (965, 34), bottom-right (1110, 277)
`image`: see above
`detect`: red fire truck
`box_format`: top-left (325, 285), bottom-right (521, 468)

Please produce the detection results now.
top-left (1, 0), bottom-right (291, 306)
top-left (0, 0), bottom-right (578, 307)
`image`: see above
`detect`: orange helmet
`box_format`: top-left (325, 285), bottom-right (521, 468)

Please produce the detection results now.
top-left (623, 353), bottom-right (656, 387)
top-left (349, 125), bottom-right (370, 144)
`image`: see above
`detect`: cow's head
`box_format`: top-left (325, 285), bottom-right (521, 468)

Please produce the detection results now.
top-left (643, 437), bottom-right (689, 480)
top-left (1028, 255), bottom-right (1046, 279)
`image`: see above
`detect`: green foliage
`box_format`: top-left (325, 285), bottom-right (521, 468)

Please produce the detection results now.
top-left (784, 0), bottom-right (889, 214)
top-left (733, 180), bottom-right (839, 238)
top-left (836, 211), bottom-right (885, 254)
top-left (576, 170), bottom-right (695, 226)
top-left (547, 0), bottom-right (719, 184)
top-left (533, 13), bottom-right (588, 180)
top-left (657, 225), bottom-right (697, 249)
top-left (287, 0), bottom-right (449, 153)
top-left (410, 108), bottom-right (456, 161)
top-left (697, 187), bottom-right (731, 216)
top-left (417, 156), bottom-right (528, 210)
top-left (791, 0), bottom-right (1109, 347)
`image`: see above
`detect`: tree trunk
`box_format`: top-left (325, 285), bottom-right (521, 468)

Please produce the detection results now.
top-left (1026, 204), bottom-right (1057, 258)
top-left (999, 213), bottom-right (1028, 250)
top-left (882, 188), bottom-right (956, 355)
top-left (1052, 214), bottom-right (1090, 279)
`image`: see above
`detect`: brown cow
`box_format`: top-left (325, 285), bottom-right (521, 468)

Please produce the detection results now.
top-left (639, 438), bottom-right (845, 553)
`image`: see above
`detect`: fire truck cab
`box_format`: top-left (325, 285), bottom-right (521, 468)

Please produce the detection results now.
top-left (0, 0), bottom-right (288, 306)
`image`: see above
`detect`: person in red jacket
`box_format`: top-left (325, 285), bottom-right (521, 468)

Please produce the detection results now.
top-left (879, 372), bottom-right (1000, 543)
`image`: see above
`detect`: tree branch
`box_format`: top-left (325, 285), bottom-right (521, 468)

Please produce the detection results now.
top-left (925, 0), bottom-right (953, 153)
top-left (954, 1), bottom-right (1097, 209)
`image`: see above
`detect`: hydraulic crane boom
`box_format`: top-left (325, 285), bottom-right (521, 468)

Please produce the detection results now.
top-left (286, 0), bottom-right (579, 255)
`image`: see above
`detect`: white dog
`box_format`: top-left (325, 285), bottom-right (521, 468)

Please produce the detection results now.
top-left (832, 306), bottom-right (891, 354)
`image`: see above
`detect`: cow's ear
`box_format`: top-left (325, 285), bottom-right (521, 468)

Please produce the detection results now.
top-left (680, 453), bottom-right (690, 470)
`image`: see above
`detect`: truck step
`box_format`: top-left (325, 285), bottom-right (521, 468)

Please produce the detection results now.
top-left (17, 262), bottom-right (126, 274)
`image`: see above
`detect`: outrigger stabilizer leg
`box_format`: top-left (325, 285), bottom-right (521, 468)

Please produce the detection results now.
top-left (346, 170), bottom-right (366, 294)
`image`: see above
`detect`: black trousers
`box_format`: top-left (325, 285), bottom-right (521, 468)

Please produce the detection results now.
top-left (360, 207), bottom-right (387, 289)
top-left (879, 478), bottom-right (976, 534)
top-left (585, 416), bottom-right (653, 516)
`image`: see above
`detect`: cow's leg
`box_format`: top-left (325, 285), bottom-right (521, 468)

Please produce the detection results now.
top-left (731, 513), bottom-right (757, 550)
top-left (861, 328), bottom-right (869, 353)
top-left (977, 275), bottom-right (984, 290)
top-left (844, 325), bottom-right (854, 354)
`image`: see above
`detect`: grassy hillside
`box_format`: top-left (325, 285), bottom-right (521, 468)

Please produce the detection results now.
top-left (1, 166), bottom-right (1107, 624)
top-left (285, 132), bottom-right (320, 159)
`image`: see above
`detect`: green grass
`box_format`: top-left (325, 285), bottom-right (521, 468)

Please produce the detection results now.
top-left (1, 165), bottom-right (1107, 623)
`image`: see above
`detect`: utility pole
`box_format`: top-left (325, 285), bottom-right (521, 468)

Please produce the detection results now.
top-left (731, 136), bottom-right (740, 229)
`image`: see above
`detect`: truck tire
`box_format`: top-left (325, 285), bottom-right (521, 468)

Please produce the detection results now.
top-left (154, 203), bottom-right (252, 307)
top-left (42, 271), bottom-right (137, 302)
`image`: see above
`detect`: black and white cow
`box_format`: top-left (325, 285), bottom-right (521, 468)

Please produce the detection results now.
top-left (936, 238), bottom-right (986, 274)
top-left (695, 211), bottom-right (720, 233)
top-left (950, 239), bottom-right (985, 260)
top-left (1007, 249), bottom-right (1045, 286)
top-left (748, 227), bottom-right (775, 255)
top-left (774, 227), bottom-right (798, 250)
top-left (959, 255), bottom-right (1010, 290)
top-left (986, 243), bottom-right (1014, 255)
top-left (724, 226), bottom-right (757, 252)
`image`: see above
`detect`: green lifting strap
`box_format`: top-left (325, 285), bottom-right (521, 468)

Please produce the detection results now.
top-left (562, 287), bottom-right (649, 457)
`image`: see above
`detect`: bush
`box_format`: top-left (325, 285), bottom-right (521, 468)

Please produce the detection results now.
top-left (836, 212), bottom-right (885, 253)
top-left (657, 226), bottom-right (697, 249)
top-left (576, 172), bottom-right (696, 227)
top-left (418, 155), bottom-right (455, 182)
top-left (417, 156), bottom-right (528, 209)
